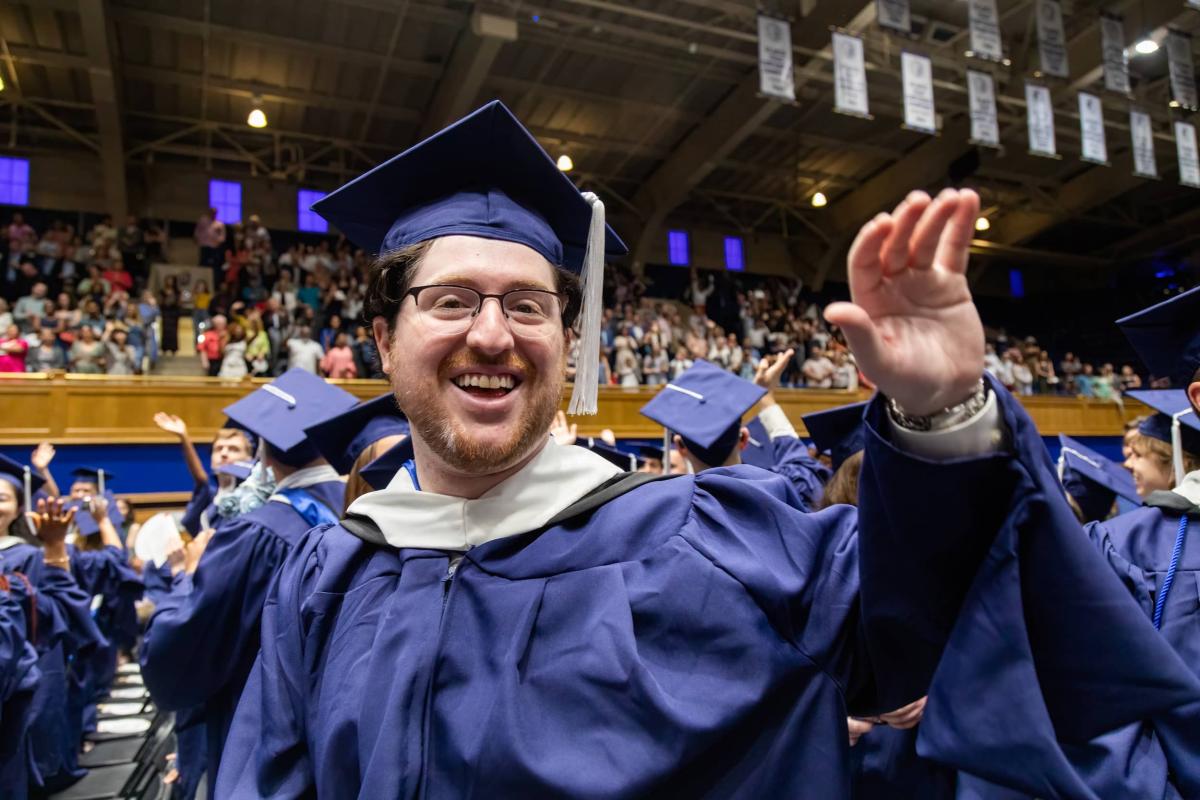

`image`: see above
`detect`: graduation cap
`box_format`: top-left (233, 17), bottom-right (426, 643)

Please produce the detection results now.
top-left (311, 100), bottom-right (628, 416)
top-left (358, 437), bottom-right (416, 492)
top-left (222, 369), bottom-right (359, 467)
top-left (1057, 435), bottom-right (1140, 522)
top-left (1127, 389), bottom-right (1200, 485)
top-left (69, 491), bottom-right (125, 536)
top-left (214, 460), bottom-right (256, 481)
top-left (639, 360), bottom-right (766, 470)
top-left (1116, 286), bottom-right (1200, 387)
top-left (0, 454), bottom-right (44, 508)
top-left (740, 417), bottom-right (776, 470)
top-left (801, 401), bottom-right (870, 472)
top-left (304, 393), bottom-right (410, 476)
top-left (576, 439), bottom-right (642, 472)
top-left (637, 444), bottom-right (666, 464)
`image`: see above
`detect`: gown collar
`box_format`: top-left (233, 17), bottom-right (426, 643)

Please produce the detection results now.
top-left (1145, 469), bottom-right (1200, 514)
top-left (346, 439), bottom-right (620, 552)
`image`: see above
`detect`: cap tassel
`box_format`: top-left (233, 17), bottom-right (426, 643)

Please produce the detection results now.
top-left (22, 467), bottom-right (31, 512)
top-left (567, 191), bottom-right (606, 416)
top-left (662, 428), bottom-right (671, 476)
top-left (1172, 411), bottom-right (1190, 487)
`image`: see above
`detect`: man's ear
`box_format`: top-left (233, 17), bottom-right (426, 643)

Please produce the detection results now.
top-left (738, 427), bottom-right (750, 451)
top-left (672, 433), bottom-right (686, 455)
top-left (371, 317), bottom-right (394, 374)
top-left (1189, 380), bottom-right (1200, 416)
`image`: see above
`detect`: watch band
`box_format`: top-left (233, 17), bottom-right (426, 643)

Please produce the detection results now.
top-left (887, 379), bottom-right (989, 432)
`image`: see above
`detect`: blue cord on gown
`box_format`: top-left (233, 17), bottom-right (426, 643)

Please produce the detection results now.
top-left (1152, 514), bottom-right (1190, 631)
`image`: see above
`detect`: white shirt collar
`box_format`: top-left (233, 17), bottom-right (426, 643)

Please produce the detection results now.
top-left (346, 440), bottom-right (621, 552)
top-left (1170, 469), bottom-right (1200, 507)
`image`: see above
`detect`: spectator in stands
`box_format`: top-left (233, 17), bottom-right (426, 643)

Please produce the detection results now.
top-left (320, 332), bottom-right (357, 379)
top-left (245, 214), bottom-right (271, 251)
top-left (118, 217), bottom-right (146, 279)
top-left (271, 270), bottom-right (297, 313)
top-left (13, 280), bottom-right (50, 333)
top-left (1011, 352), bottom-right (1034, 396)
top-left (802, 347), bottom-right (834, 388)
top-left (1118, 364), bottom-right (1142, 393)
top-left (245, 314), bottom-right (271, 376)
top-left (1076, 362), bottom-right (1096, 398)
top-left (192, 279), bottom-right (212, 331)
top-left (195, 207), bottom-right (227, 272)
top-left (160, 282), bottom-right (182, 356)
top-left (1094, 363), bottom-right (1116, 401)
top-left (69, 323), bottom-right (105, 373)
top-left (27, 323), bottom-right (65, 372)
top-left (78, 298), bottom-right (105, 334)
top-left (351, 325), bottom-right (379, 379)
top-left (1034, 351), bottom-right (1058, 394)
top-left (199, 314), bottom-right (227, 377)
top-left (831, 350), bottom-right (859, 391)
top-left (77, 263), bottom-right (110, 300)
top-left (102, 322), bottom-right (139, 375)
top-left (287, 325), bottom-right (324, 374)
top-left (0, 323), bottom-right (27, 372)
top-left (318, 313), bottom-right (343, 352)
top-left (90, 214), bottom-right (115, 246)
top-left (102, 258), bottom-right (134, 294)
top-left (297, 273), bottom-right (321, 312)
top-left (121, 305), bottom-right (146, 369)
top-left (643, 342), bottom-right (669, 386)
top-left (669, 347), bottom-right (694, 381)
top-left (5, 213), bottom-right (34, 268)
top-left (218, 323), bottom-right (248, 379)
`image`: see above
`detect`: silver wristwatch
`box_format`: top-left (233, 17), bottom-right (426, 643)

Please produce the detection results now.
top-left (887, 379), bottom-right (989, 432)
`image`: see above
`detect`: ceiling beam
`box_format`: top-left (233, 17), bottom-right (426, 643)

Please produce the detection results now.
top-left (78, 0), bottom-right (127, 218)
top-left (418, 10), bottom-right (515, 140)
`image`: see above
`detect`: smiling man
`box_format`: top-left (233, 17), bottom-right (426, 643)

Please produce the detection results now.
top-left (218, 102), bottom-right (1200, 798)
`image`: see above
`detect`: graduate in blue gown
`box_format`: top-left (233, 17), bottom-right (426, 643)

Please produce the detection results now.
top-left (0, 461), bottom-right (105, 796)
top-left (153, 413), bottom-right (258, 537)
top-left (141, 368), bottom-right (358, 793)
top-left (220, 101), bottom-right (1200, 798)
top-left (0, 576), bottom-right (40, 800)
top-left (641, 352), bottom-right (830, 508)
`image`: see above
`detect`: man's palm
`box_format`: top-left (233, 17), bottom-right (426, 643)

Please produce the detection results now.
top-left (154, 412), bottom-right (189, 438)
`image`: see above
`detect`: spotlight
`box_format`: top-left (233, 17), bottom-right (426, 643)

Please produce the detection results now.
top-left (247, 96), bottom-right (267, 129)
top-left (811, 191), bottom-right (828, 208)
top-left (1134, 38), bottom-right (1159, 55)
top-left (975, 216), bottom-right (991, 232)
top-left (0, 75), bottom-right (5, 92)
top-left (556, 154), bottom-right (573, 172)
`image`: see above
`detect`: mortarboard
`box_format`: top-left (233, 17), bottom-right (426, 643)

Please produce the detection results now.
top-left (576, 439), bottom-right (642, 472)
top-left (1127, 389), bottom-right (1200, 484)
top-left (304, 393), bottom-right (411, 476)
top-left (71, 467), bottom-right (114, 484)
top-left (311, 100), bottom-right (628, 416)
top-left (215, 460), bottom-right (256, 481)
top-left (1057, 435), bottom-right (1140, 521)
top-left (639, 360), bottom-right (766, 469)
top-left (637, 444), bottom-right (666, 463)
top-left (1116, 286), bottom-right (1200, 387)
top-left (740, 417), bottom-right (776, 470)
top-left (358, 437), bottom-right (416, 491)
top-left (801, 401), bottom-right (870, 472)
top-left (0, 454), bottom-right (45, 505)
top-left (222, 369), bottom-right (359, 467)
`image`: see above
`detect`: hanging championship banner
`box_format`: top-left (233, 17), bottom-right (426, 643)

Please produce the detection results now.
top-left (968, 0), bottom-right (1004, 61)
top-left (901, 52), bottom-right (936, 133)
top-left (1167, 30), bottom-right (1199, 111)
top-left (1036, 0), bottom-right (1069, 78)
top-left (1078, 93), bottom-right (1107, 164)
top-left (757, 15), bottom-right (796, 102)
top-left (1175, 121), bottom-right (1200, 188)
top-left (1130, 110), bottom-right (1158, 178)
top-left (876, 0), bottom-right (911, 34)
top-left (1100, 14), bottom-right (1131, 95)
top-left (1026, 83), bottom-right (1056, 157)
top-left (967, 70), bottom-right (1001, 147)
top-left (833, 32), bottom-right (870, 118)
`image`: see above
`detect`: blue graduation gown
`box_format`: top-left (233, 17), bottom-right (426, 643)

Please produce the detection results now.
top-left (0, 583), bottom-right (41, 800)
top-left (180, 478), bottom-right (218, 537)
top-left (765, 435), bottom-right (831, 511)
top-left (141, 479), bottom-right (345, 791)
top-left (0, 542), bottom-right (105, 794)
top-left (219, 379), bottom-right (1200, 798)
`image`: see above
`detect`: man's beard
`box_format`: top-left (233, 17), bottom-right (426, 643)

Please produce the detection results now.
top-left (394, 349), bottom-right (563, 476)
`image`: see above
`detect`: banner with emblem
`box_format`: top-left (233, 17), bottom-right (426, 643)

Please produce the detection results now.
top-left (757, 15), bottom-right (796, 102)
top-left (1100, 14), bottom-right (1130, 95)
top-left (833, 32), bottom-right (871, 118)
top-left (1036, 0), bottom-right (1069, 78)
top-left (1176, 121), bottom-right (1200, 188)
top-left (876, 0), bottom-right (911, 33)
top-left (1130, 110), bottom-right (1158, 178)
top-left (1078, 93), bottom-right (1107, 164)
top-left (901, 52), bottom-right (936, 133)
top-left (967, 69), bottom-right (1000, 147)
top-left (968, 0), bottom-right (1004, 62)
top-left (1026, 83), bottom-right (1056, 157)
top-left (1167, 30), bottom-right (1199, 111)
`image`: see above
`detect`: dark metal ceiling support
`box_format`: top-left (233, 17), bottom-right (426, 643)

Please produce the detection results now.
top-left (417, 9), bottom-right (515, 140)
top-left (78, 0), bottom-right (127, 219)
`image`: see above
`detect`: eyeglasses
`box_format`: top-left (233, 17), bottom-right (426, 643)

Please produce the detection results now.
top-left (403, 284), bottom-right (567, 339)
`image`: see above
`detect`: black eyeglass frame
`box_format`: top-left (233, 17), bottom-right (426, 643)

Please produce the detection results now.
top-left (402, 284), bottom-right (570, 324)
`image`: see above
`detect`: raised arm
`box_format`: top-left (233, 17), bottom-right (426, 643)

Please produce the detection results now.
top-left (154, 412), bottom-right (208, 486)
top-left (30, 442), bottom-right (60, 499)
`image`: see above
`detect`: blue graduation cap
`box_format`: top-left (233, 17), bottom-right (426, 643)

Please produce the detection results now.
top-left (801, 401), bottom-right (869, 472)
top-left (637, 444), bottom-right (666, 463)
top-left (0, 454), bottom-right (44, 503)
top-left (1117, 286), bottom-right (1200, 387)
top-left (576, 439), bottom-right (642, 472)
top-left (70, 491), bottom-right (124, 536)
top-left (222, 369), bottom-right (359, 467)
top-left (71, 466), bottom-right (113, 485)
top-left (215, 460), bottom-right (256, 481)
top-left (1128, 389), bottom-right (1200, 485)
top-left (311, 100), bottom-right (628, 416)
top-left (358, 437), bottom-right (416, 492)
top-left (304, 393), bottom-right (410, 476)
top-left (1057, 435), bottom-right (1140, 522)
top-left (740, 417), bottom-right (776, 470)
top-left (639, 361), bottom-right (766, 469)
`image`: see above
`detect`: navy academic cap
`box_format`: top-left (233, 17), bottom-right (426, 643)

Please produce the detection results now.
top-left (215, 460), bottom-right (256, 481)
top-left (740, 417), bottom-right (776, 470)
top-left (1057, 435), bottom-right (1140, 522)
top-left (71, 467), bottom-right (113, 484)
top-left (358, 437), bottom-right (416, 491)
top-left (637, 444), bottom-right (666, 463)
top-left (312, 100), bottom-right (627, 271)
top-left (577, 439), bottom-right (642, 472)
top-left (1127, 389), bottom-right (1200, 452)
top-left (304, 393), bottom-right (410, 476)
top-left (639, 360), bottom-right (766, 467)
top-left (0, 454), bottom-right (44, 497)
top-left (222, 369), bottom-right (359, 464)
top-left (801, 401), bottom-right (869, 472)
top-left (70, 491), bottom-right (124, 536)
top-left (1116, 286), bottom-right (1200, 387)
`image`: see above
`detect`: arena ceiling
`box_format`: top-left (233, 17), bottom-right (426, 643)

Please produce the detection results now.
top-left (3, 0), bottom-right (1200, 283)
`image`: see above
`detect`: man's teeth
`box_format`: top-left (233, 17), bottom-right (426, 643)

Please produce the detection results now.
top-left (454, 374), bottom-right (516, 390)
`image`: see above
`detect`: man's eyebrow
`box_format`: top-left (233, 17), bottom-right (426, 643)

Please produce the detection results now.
top-left (430, 274), bottom-right (557, 292)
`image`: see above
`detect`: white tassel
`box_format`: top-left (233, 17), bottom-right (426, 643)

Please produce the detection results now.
top-left (22, 467), bottom-right (31, 512)
top-left (662, 428), bottom-right (671, 476)
top-left (567, 191), bottom-right (606, 416)
top-left (1172, 411), bottom-right (1190, 487)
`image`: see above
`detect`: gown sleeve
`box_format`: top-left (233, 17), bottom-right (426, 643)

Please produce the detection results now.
top-left (180, 479), bottom-right (216, 537)
top-left (861, 377), bottom-right (1200, 798)
top-left (0, 588), bottom-right (39, 716)
top-left (767, 435), bottom-right (831, 511)
top-left (140, 515), bottom-right (292, 711)
top-left (33, 562), bottom-right (106, 657)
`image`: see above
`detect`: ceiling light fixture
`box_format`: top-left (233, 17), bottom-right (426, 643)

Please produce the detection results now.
top-left (247, 96), bottom-right (268, 129)
top-left (975, 216), bottom-right (991, 232)
top-left (811, 191), bottom-right (828, 208)
top-left (1134, 37), bottom-right (1159, 55)
top-left (556, 154), bottom-right (573, 172)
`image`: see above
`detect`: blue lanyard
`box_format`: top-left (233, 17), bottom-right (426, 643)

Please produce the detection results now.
top-left (403, 459), bottom-right (421, 492)
top-left (1152, 514), bottom-right (1190, 631)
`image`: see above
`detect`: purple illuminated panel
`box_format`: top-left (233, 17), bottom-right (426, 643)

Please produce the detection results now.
top-left (208, 179), bottom-right (242, 225)
top-left (667, 230), bottom-right (689, 266)
top-left (724, 236), bottom-right (744, 271)
top-left (297, 189), bottom-right (328, 233)
top-left (0, 158), bottom-right (30, 206)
